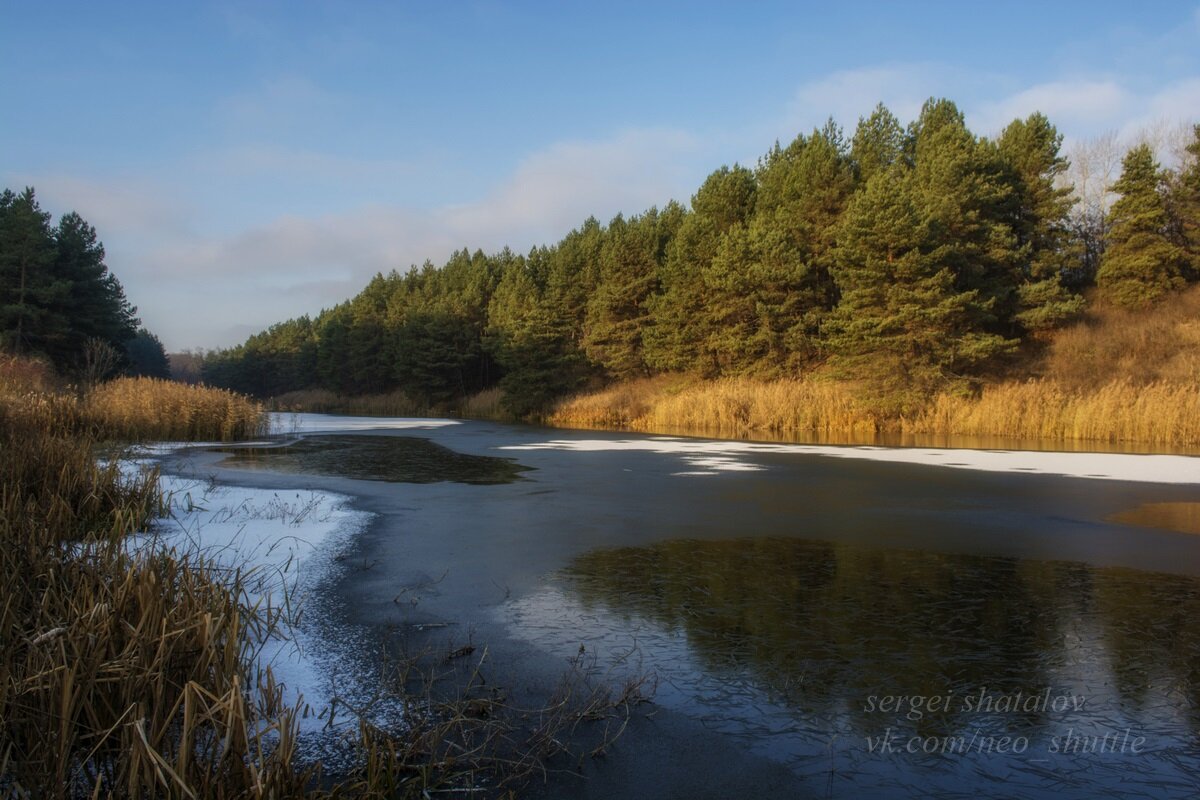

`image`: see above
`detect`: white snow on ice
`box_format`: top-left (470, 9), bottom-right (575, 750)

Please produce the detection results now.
top-left (268, 412), bottom-right (459, 434)
top-left (118, 459), bottom-right (397, 750)
top-left (500, 437), bottom-right (1200, 484)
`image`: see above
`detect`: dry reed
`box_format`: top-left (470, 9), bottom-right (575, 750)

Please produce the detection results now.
top-left (1, 356), bottom-right (644, 798)
top-left (550, 375), bottom-right (1200, 447)
top-left (86, 377), bottom-right (266, 442)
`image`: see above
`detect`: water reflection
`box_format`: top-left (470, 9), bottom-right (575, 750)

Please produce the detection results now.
top-left (562, 422), bottom-right (1200, 456)
top-left (505, 537), bottom-right (1200, 798)
top-left (1110, 502), bottom-right (1200, 535)
top-left (215, 435), bottom-right (531, 484)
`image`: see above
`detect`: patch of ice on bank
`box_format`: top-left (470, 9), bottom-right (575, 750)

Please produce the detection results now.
top-left (500, 437), bottom-right (1200, 484)
top-left (120, 461), bottom-right (397, 753)
top-left (130, 441), bottom-right (273, 456)
top-left (268, 412), bottom-right (460, 435)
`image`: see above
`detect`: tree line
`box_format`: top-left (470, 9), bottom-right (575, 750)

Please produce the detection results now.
top-left (196, 99), bottom-right (1200, 414)
top-left (0, 188), bottom-right (170, 380)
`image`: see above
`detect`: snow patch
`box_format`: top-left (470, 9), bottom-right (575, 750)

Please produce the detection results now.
top-left (500, 437), bottom-right (1200, 484)
top-left (120, 459), bottom-right (398, 756)
top-left (268, 412), bottom-right (460, 434)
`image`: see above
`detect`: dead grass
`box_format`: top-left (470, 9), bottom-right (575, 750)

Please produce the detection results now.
top-left (1, 356), bottom-right (645, 797)
top-left (0, 352), bottom-right (59, 393)
top-left (459, 387), bottom-right (511, 421)
top-left (549, 376), bottom-right (883, 437)
top-left (85, 377), bottom-right (267, 442)
top-left (1043, 285), bottom-right (1200, 390)
top-left (550, 377), bottom-right (1200, 447)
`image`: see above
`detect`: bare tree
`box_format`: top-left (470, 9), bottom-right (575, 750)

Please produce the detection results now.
top-left (1062, 131), bottom-right (1123, 286)
top-left (79, 337), bottom-right (121, 389)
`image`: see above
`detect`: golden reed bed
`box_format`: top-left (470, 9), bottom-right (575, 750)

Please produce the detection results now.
top-left (548, 376), bottom-right (1200, 447)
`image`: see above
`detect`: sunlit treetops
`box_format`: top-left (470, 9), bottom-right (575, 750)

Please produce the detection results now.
top-left (185, 102), bottom-right (1200, 414)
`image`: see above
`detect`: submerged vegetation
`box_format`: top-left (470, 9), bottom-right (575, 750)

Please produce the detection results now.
top-left (189, 102), bottom-right (1200, 441)
top-left (217, 434), bottom-right (531, 484)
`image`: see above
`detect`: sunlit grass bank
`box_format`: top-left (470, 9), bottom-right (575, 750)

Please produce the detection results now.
top-left (548, 289), bottom-right (1200, 448)
top-left (1, 355), bottom-right (267, 443)
top-left (86, 376), bottom-right (267, 441)
top-left (0, 364), bottom-right (311, 795)
top-left (548, 376), bottom-right (1200, 447)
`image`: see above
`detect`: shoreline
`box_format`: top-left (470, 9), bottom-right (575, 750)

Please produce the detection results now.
top-left (542, 375), bottom-right (1200, 452)
top-left (151, 416), bottom-right (1200, 798)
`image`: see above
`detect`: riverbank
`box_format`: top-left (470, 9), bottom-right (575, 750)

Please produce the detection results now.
top-left (545, 374), bottom-right (1200, 448)
top-left (261, 287), bottom-right (1200, 451)
top-left (0, 359), bottom-right (635, 798)
top-left (540, 290), bottom-right (1200, 448)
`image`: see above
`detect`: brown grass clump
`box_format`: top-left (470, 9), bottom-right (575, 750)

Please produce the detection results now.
top-left (550, 376), bottom-right (882, 437)
top-left (910, 379), bottom-right (1200, 445)
top-left (548, 376), bottom-right (690, 428)
top-left (1043, 285), bottom-right (1200, 390)
top-left (0, 383), bottom-right (313, 797)
top-left (86, 377), bottom-right (267, 442)
top-left (270, 386), bottom-right (516, 422)
top-left (0, 352), bottom-right (59, 393)
top-left (458, 387), bottom-right (509, 421)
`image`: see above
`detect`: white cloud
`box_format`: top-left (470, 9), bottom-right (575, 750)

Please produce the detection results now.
top-left (442, 128), bottom-right (701, 239)
top-left (787, 64), bottom-right (941, 132)
top-left (15, 174), bottom-right (192, 239)
top-left (969, 80), bottom-right (1131, 136)
top-left (16, 127), bottom-right (705, 350)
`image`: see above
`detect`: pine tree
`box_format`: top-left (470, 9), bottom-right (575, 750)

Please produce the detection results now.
top-left (851, 103), bottom-right (905, 185)
top-left (582, 212), bottom-right (660, 379)
top-left (125, 328), bottom-right (170, 378)
top-left (644, 166), bottom-right (756, 374)
top-left (696, 126), bottom-right (853, 376)
top-left (1171, 124), bottom-right (1200, 278)
top-left (996, 113), bottom-right (1084, 333)
top-left (486, 256), bottom-right (588, 416)
top-left (826, 160), bottom-right (1016, 412)
top-left (0, 188), bottom-right (138, 370)
top-left (0, 188), bottom-right (61, 355)
top-left (1097, 144), bottom-right (1187, 308)
top-left (51, 211), bottom-right (139, 365)
top-left (905, 99), bottom-right (1025, 343)
top-left (315, 306), bottom-right (354, 393)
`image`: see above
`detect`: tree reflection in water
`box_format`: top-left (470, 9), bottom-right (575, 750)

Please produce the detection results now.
top-left (504, 537), bottom-right (1200, 796)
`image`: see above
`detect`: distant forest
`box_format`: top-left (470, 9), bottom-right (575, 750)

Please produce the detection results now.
top-left (194, 100), bottom-right (1199, 413)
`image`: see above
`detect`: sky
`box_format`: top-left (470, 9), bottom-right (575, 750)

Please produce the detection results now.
top-left (3, 1), bottom-right (1199, 350)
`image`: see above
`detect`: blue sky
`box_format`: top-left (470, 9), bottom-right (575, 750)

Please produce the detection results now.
top-left (3, 1), bottom-right (1199, 349)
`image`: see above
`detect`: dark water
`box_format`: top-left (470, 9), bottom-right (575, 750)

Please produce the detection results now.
top-left (213, 434), bottom-right (530, 484)
top-left (506, 537), bottom-right (1200, 797)
top-left (206, 423), bottom-right (1200, 798)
